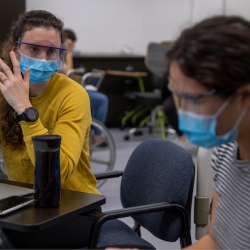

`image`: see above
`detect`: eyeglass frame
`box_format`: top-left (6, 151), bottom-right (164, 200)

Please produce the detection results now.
top-left (15, 38), bottom-right (68, 67)
top-left (14, 41), bottom-right (67, 51)
top-left (167, 82), bottom-right (217, 103)
top-left (167, 79), bottom-right (236, 105)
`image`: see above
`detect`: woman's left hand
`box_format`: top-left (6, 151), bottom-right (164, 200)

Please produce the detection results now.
top-left (0, 51), bottom-right (32, 114)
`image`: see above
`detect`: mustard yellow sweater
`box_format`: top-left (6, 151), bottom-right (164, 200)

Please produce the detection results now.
top-left (1, 73), bottom-right (100, 195)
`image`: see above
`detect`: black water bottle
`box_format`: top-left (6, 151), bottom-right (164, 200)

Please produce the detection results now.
top-left (32, 135), bottom-right (61, 208)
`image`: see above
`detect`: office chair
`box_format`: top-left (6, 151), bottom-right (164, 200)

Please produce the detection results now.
top-left (88, 138), bottom-right (195, 249)
top-left (123, 42), bottom-right (169, 140)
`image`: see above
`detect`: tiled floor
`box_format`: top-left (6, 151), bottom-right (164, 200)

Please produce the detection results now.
top-left (97, 127), bottom-right (199, 249)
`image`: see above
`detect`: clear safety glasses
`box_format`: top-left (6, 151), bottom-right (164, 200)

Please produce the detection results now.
top-left (15, 38), bottom-right (67, 66)
top-left (168, 78), bottom-right (237, 114)
top-left (168, 78), bottom-right (218, 112)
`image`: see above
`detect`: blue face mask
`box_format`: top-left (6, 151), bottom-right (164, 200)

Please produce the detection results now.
top-left (19, 52), bottom-right (59, 84)
top-left (178, 98), bottom-right (246, 148)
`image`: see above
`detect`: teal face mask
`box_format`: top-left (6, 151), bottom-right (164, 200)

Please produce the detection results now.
top-left (178, 98), bottom-right (246, 148)
top-left (19, 52), bottom-right (59, 84)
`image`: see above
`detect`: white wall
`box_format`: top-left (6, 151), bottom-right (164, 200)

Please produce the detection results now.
top-left (26, 0), bottom-right (247, 55)
top-left (226, 0), bottom-right (250, 18)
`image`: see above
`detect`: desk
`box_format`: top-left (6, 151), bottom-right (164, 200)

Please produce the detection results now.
top-left (0, 180), bottom-right (106, 232)
top-left (106, 70), bottom-right (148, 92)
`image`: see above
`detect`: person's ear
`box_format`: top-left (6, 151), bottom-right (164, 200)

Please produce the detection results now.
top-left (10, 44), bottom-right (20, 59)
top-left (236, 84), bottom-right (250, 109)
top-left (10, 44), bottom-right (16, 52)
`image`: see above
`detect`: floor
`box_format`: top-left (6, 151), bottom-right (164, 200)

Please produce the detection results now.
top-left (95, 126), bottom-right (199, 249)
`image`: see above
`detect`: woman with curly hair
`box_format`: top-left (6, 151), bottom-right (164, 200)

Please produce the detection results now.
top-left (0, 10), bottom-right (101, 249)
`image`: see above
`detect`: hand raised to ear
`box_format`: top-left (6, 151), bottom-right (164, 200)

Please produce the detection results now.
top-left (0, 51), bottom-right (32, 114)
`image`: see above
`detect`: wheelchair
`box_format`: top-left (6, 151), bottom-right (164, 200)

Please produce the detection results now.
top-left (89, 118), bottom-right (116, 188)
top-left (0, 149), bottom-right (7, 178)
top-left (66, 68), bottom-right (116, 188)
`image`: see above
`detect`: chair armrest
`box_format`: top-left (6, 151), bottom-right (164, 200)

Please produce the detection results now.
top-left (89, 202), bottom-right (190, 248)
top-left (66, 67), bottom-right (85, 76)
top-left (81, 72), bottom-right (104, 87)
top-left (94, 171), bottom-right (123, 180)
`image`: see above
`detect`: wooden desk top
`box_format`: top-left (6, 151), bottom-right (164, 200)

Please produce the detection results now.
top-left (106, 69), bottom-right (148, 78)
top-left (0, 180), bottom-right (106, 232)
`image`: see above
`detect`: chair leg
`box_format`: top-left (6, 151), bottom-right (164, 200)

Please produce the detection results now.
top-left (152, 106), bottom-right (166, 139)
top-left (131, 107), bottom-right (150, 125)
top-left (121, 105), bottom-right (143, 127)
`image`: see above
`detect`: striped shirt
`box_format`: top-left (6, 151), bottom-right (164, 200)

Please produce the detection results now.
top-left (211, 142), bottom-right (250, 249)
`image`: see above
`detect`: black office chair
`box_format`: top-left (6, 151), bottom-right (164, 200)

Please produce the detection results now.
top-left (88, 138), bottom-right (195, 249)
top-left (124, 42), bottom-right (169, 140)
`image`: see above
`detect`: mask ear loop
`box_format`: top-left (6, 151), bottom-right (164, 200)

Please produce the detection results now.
top-left (16, 37), bottom-right (21, 50)
top-left (214, 96), bottom-right (234, 118)
top-left (215, 95), bottom-right (246, 136)
top-left (232, 108), bottom-right (246, 129)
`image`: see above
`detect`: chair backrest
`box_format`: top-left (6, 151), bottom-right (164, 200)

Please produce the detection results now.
top-left (144, 43), bottom-right (170, 100)
top-left (81, 69), bottom-right (106, 91)
top-left (66, 67), bottom-right (86, 84)
top-left (145, 42), bottom-right (168, 79)
top-left (120, 138), bottom-right (195, 242)
top-left (195, 147), bottom-right (213, 240)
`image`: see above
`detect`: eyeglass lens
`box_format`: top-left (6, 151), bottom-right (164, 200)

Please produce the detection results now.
top-left (19, 43), bottom-right (61, 60)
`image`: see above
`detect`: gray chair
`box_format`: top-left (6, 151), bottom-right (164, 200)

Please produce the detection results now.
top-left (88, 138), bottom-right (195, 249)
top-left (124, 43), bottom-right (169, 140)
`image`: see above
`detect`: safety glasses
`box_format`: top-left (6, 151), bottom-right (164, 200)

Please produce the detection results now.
top-left (15, 38), bottom-right (67, 65)
top-left (168, 78), bottom-right (236, 114)
top-left (168, 78), bottom-right (218, 112)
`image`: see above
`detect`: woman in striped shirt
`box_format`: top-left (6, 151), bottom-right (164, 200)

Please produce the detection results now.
top-left (167, 15), bottom-right (250, 249)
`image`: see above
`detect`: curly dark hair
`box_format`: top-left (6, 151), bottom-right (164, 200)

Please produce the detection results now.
top-left (167, 15), bottom-right (250, 95)
top-left (0, 10), bottom-right (64, 150)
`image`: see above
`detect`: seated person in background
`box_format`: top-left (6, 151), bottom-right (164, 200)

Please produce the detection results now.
top-left (61, 29), bottom-right (76, 75)
top-left (0, 10), bottom-right (101, 249)
top-left (63, 29), bottom-right (109, 145)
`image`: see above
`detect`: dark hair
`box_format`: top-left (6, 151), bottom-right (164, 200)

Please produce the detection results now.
top-left (64, 29), bottom-right (77, 42)
top-left (0, 10), bottom-right (64, 150)
top-left (167, 15), bottom-right (250, 94)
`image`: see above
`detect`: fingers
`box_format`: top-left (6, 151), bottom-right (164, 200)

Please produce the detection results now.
top-left (23, 68), bottom-right (30, 83)
top-left (0, 58), bottom-right (13, 80)
top-left (9, 51), bottom-right (21, 76)
top-left (0, 51), bottom-right (23, 83)
top-left (0, 72), bottom-right (8, 84)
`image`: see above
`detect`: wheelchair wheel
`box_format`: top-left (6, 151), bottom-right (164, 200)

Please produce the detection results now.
top-left (0, 150), bottom-right (7, 178)
top-left (89, 118), bottom-right (116, 188)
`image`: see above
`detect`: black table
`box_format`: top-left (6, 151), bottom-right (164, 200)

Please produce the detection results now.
top-left (0, 179), bottom-right (106, 232)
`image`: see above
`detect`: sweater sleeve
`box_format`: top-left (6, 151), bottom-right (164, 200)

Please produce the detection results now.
top-left (20, 78), bottom-right (92, 186)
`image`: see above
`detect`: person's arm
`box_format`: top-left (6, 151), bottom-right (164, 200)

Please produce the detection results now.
top-left (21, 78), bottom-right (92, 185)
top-left (62, 51), bottom-right (73, 75)
top-left (61, 38), bottom-right (74, 75)
top-left (183, 190), bottom-right (218, 249)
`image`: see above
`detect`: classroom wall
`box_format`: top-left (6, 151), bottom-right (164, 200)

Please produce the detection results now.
top-left (26, 0), bottom-right (248, 55)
